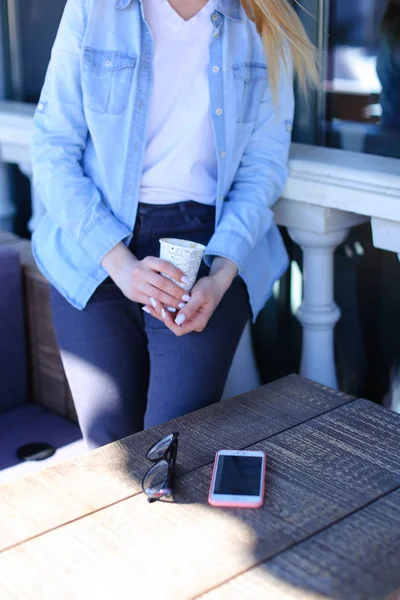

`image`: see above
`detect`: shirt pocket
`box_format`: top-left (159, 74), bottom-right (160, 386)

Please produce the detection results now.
top-left (82, 47), bottom-right (137, 115)
top-left (232, 62), bottom-right (268, 123)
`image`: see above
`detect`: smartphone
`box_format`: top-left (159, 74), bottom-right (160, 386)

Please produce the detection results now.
top-left (208, 449), bottom-right (266, 508)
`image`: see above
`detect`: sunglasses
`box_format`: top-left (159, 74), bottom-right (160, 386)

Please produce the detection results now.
top-left (142, 432), bottom-right (179, 503)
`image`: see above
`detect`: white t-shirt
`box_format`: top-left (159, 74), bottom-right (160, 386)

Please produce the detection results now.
top-left (139, 0), bottom-right (217, 206)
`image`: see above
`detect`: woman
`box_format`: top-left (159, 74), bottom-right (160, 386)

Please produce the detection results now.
top-left (31, 0), bottom-right (318, 449)
top-left (377, 0), bottom-right (400, 129)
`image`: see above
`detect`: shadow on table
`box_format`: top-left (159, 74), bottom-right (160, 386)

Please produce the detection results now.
top-left (12, 353), bottom-right (396, 599)
top-left (115, 433), bottom-right (400, 600)
top-left (7, 392), bottom-right (398, 598)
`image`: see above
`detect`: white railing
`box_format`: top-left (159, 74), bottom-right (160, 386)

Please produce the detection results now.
top-left (1, 100), bottom-right (400, 390)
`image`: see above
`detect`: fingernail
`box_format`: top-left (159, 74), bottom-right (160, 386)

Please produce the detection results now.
top-left (167, 307), bottom-right (177, 313)
top-left (161, 308), bottom-right (166, 320)
top-left (182, 294), bottom-right (191, 303)
top-left (178, 302), bottom-right (186, 309)
top-left (149, 297), bottom-right (157, 308)
top-left (142, 306), bottom-right (152, 314)
top-left (175, 314), bottom-right (186, 326)
top-left (181, 275), bottom-right (190, 285)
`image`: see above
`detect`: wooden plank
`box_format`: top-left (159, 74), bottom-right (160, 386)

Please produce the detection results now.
top-left (199, 570), bottom-right (328, 600)
top-left (0, 375), bottom-right (353, 551)
top-left (201, 489), bottom-right (400, 600)
top-left (1, 399), bottom-right (399, 600)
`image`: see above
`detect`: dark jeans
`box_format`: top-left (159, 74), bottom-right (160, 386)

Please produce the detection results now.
top-left (50, 202), bottom-right (251, 449)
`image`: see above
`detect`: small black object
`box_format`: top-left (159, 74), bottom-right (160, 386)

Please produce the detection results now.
top-left (142, 433), bottom-right (179, 503)
top-left (16, 442), bottom-right (56, 462)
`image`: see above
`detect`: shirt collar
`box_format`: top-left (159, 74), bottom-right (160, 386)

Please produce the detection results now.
top-left (116, 0), bottom-right (242, 21)
top-left (215, 0), bottom-right (241, 21)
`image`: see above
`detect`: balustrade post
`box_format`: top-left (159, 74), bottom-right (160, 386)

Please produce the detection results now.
top-left (288, 227), bottom-right (350, 389)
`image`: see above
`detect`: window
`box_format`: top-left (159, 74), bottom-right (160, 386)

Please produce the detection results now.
top-left (324, 0), bottom-right (400, 158)
top-left (6, 0), bottom-right (66, 102)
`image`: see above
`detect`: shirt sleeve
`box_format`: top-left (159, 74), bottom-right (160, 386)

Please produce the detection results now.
top-left (31, 0), bottom-right (131, 265)
top-left (204, 53), bottom-right (295, 272)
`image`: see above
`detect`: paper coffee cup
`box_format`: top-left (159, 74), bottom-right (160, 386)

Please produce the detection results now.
top-left (159, 238), bottom-right (206, 292)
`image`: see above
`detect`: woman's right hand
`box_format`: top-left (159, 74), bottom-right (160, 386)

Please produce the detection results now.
top-left (101, 242), bottom-right (190, 313)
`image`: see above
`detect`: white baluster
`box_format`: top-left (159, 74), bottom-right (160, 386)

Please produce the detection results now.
top-left (288, 227), bottom-right (350, 389)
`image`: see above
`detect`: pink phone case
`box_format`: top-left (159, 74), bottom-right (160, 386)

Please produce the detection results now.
top-left (208, 451), bottom-right (266, 508)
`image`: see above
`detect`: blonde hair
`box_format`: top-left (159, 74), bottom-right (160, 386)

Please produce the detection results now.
top-left (241, 0), bottom-right (320, 102)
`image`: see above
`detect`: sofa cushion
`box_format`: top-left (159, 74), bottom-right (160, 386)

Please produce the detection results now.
top-left (0, 247), bottom-right (27, 410)
top-left (0, 403), bottom-right (82, 470)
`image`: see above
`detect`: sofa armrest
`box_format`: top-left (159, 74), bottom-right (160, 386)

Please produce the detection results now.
top-left (0, 247), bottom-right (27, 411)
top-left (0, 232), bottom-right (77, 423)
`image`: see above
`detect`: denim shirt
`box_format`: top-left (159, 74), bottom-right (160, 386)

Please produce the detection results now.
top-left (31, 0), bottom-right (294, 320)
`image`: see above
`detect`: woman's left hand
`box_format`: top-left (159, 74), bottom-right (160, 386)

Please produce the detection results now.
top-left (142, 257), bottom-right (238, 337)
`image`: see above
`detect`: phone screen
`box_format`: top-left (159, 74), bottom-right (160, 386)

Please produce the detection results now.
top-left (213, 455), bottom-right (263, 496)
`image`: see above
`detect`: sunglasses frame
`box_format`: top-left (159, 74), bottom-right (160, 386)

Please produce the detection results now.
top-left (142, 432), bottom-right (179, 503)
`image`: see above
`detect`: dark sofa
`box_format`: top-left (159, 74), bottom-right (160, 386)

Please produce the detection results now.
top-left (0, 245), bottom-right (81, 471)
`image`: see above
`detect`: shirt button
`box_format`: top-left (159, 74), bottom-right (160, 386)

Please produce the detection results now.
top-left (286, 122), bottom-right (293, 132)
top-left (212, 13), bottom-right (219, 21)
top-left (212, 66), bottom-right (220, 73)
top-left (220, 151), bottom-right (227, 159)
top-left (218, 195), bottom-right (223, 201)
top-left (216, 108), bottom-right (223, 116)
top-left (37, 103), bottom-right (44, 111)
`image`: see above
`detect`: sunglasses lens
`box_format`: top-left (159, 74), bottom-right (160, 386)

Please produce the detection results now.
top-left (147, 433), bottom-right (175, 461)
top-left (143, 460), bottom-right (170, 497)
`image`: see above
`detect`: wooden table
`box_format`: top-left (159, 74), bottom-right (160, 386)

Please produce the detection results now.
top-left (1, 375), bottom-right (400, 600)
